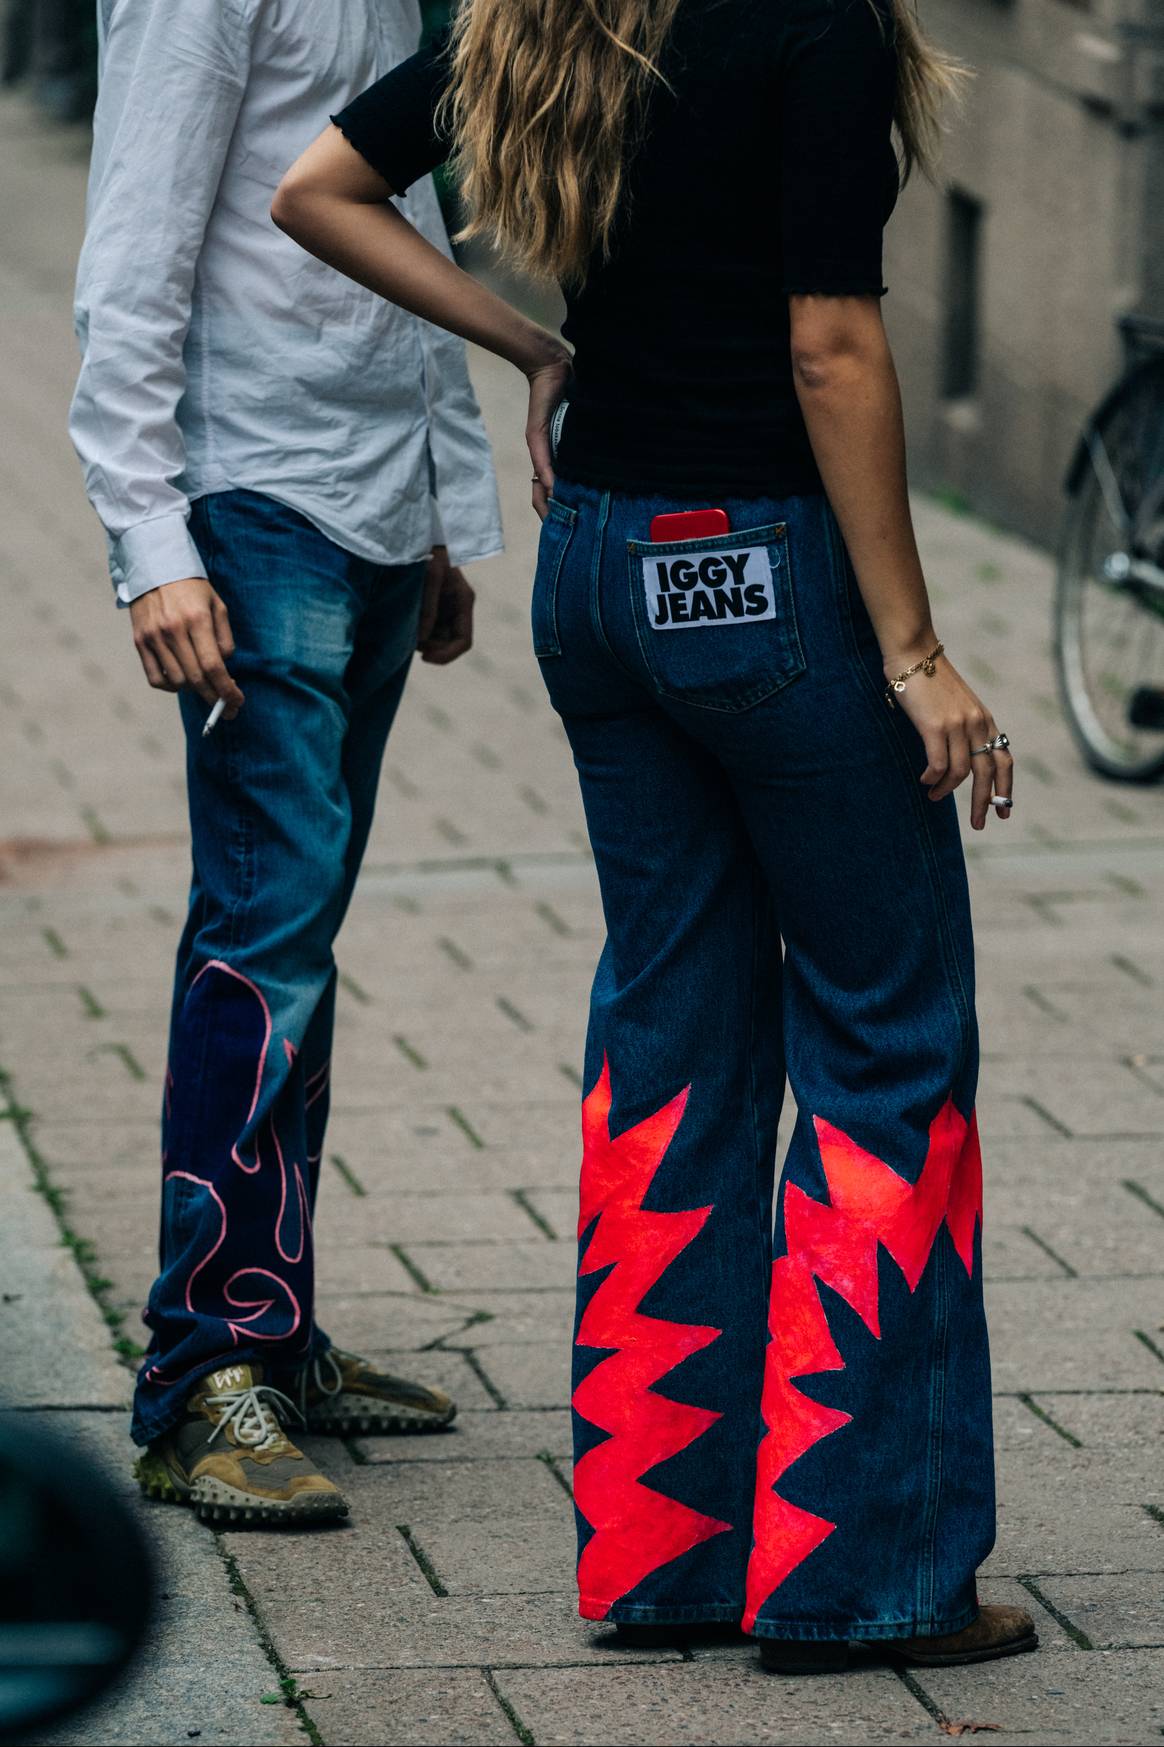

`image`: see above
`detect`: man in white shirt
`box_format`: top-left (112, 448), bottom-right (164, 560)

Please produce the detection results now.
top-left (71, 0), bottom-right (502, 1525)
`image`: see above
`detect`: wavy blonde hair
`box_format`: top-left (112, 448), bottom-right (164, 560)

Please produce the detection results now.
top-left (442, 0), bottom-right (963, 287)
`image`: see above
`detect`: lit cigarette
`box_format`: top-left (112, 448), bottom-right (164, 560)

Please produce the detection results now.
top-left (202, 698), bottom-right (227, 739)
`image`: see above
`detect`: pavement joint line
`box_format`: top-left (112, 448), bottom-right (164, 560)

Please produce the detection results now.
top-left (76, 983), bottom-right (105, 1019)
top-left (418, 1309), bottom-right (494, 1353)
top-left (216, 1539), bottom-right (325, 1746)
top-left (1018, 1095), bottom-right (1073, 1138)
top-left (329, 1153), bottom-right (367, 1198)
top-left (496, 994), bottom-right (535, 1033)
top-left (338, 969), bottom-right (371, 1005)
top-left (1019, 1226), bottom-right (1078, 1278)
top-left (386, 764), bottom-right (420, 799)
top-left (533, 899), bottom-right (571, 937)
top-left (535, 1449), bottom-right (574, 1501)
top-left (1133, 1329), bottom-right (1164, 1366)
top-left (559, 1061), bottom-right (584, 1089)
top-left (1022, 985), bottom-right (1068, 1023)
top-left (1016, 1394), bottom-right (1083, 1448)
top-left (396, 1524), bottom-right (449, 1597)
top-left (484, 1669), bottom-right (536, 1747)
top-left (455, 1347), bottom-right (508, 1410)
top-left (1017, 1575), bottom-right (1095, 1650)
top-left (1111, 953), bottom-right (1153, 987)
top-left (1125, 1057), bottom-right (1164, 1096)
top-left (92, 1040), bottom-right (146, 1082)
top-left (393, 1033), bottom-right (429, 1070)
top-left (435, 816), bottom-right (470, 847)
top-left (1123, 1179), bottom-right (1164, 1221)
top-left (510, 1188), bottom-right (557, 1241)
top-left (388, 1244), bottom-right (437, 1295)
top-left (890, 1666), bottom-right (948, 1727)
top-left (447, 1104), bottom-right (486, 1149)
top-left (438, 936), bottom-right (474, 971)
top-left (0, 1063), bottom-right (143, 1364)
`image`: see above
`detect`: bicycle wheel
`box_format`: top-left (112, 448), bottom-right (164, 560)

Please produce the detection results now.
top-left (1055, 354), bottom-right (1164, 782)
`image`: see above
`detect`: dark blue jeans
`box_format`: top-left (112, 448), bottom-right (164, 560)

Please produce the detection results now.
top-left (132, 490), bottom-right (425, 1446)
top-left (538, 479), bottom-right (994, 1641)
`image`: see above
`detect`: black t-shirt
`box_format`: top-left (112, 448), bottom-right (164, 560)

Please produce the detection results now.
top-left (334, 0), bottom-right (898, 498)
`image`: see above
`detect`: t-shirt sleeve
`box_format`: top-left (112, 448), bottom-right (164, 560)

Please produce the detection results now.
top-left (332, 30), bottom-right (453, 195)
top-left (778, 0), bottom-right (898, 295)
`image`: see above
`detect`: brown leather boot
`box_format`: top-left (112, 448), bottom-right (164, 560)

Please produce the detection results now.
top-left (759, 1605), bottom-right (1038, 1675)
top-left (880, 1604), bottom-right (1038, 1667)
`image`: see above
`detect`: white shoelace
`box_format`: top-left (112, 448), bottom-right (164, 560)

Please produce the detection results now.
top-left (296, 1349), bottom-right (345, 1420)
top-left (203, 1382), bottom-right (303, 1452)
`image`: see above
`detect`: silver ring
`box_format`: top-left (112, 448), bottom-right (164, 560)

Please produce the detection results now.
top-left (972, 733), bottom-right (1012, 757)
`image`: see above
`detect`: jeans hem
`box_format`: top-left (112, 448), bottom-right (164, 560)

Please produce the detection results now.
top-left (582, 1600), bottom-right (743, 1625)
top-left (130, 1330), bottom-right (330, 1448)
top-left (749, 1600), bottom-right (980, 1642)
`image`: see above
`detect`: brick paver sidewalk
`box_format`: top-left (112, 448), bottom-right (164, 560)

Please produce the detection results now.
top-left (2, 92), bottom-right (1163, 1747)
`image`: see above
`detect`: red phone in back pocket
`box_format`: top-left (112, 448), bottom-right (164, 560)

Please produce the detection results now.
top-left (649, 508), bottom-right (731, 542)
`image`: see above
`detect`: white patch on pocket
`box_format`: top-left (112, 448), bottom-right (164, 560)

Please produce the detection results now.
top-left (642, 544), bottom-right (776, 630)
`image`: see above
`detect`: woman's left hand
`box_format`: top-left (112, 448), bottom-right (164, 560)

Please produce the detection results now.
top-left (526, 352), bottom-right (573, 520)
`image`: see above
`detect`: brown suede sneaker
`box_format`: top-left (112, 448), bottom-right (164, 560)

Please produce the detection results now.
top-left (759, 1605), bottom-right (1038, 1675)
top-left (134, 1362), bottom-right (349, 1526)
top-left (286, 1348), bottom-right (457, 1436)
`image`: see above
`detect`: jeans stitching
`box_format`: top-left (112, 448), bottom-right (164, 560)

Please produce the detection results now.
top-left (824, 510), bottom-right (973, 1067)
top-left (625, 534), bottom-right (806, 714)
top-left (918, 1237), bottom-right (951, 1628)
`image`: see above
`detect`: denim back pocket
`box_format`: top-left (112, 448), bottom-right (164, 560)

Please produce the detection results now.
top-left (626, 522), bottom-right (805, 712)
top-left (531, 498), bottom-right (578, 659)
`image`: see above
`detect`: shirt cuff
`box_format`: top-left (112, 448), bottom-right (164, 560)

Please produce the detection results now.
top-left (110, 513), bottom-right (208, 606)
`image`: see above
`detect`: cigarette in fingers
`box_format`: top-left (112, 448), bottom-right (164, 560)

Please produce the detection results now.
top-left (202, 698), bottom-right (227, 739)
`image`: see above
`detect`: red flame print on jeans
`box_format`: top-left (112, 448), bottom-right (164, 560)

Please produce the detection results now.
top-left (743, 1099), bottom-right (983, 1632)
top-left (573, 1060), bottom-right (731, 1620)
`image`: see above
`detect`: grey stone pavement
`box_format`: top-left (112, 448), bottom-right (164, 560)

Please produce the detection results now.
top-left (2, 91), bottom-right (1164, 1747)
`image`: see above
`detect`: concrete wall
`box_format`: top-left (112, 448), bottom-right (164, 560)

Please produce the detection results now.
top-left (885, 0), bottom-right (1164, 544)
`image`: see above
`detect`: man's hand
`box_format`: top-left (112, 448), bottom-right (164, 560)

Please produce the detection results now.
top-left (129, 577), bottom-right (244, 716)
top-left (418, 546), bottom-right (474, 665)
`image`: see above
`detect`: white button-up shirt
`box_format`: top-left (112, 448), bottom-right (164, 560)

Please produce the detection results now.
top-left (71, 0), bottom-right (503, 604)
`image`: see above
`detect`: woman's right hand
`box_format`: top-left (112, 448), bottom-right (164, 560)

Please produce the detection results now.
top-left (525, 350), bottom-right (573, 521)
top-left (887, 648), bottom-right (1014, 831)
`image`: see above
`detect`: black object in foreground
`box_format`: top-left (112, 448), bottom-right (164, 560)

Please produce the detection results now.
top-left (0, 1413), bottom-right (154, 1741)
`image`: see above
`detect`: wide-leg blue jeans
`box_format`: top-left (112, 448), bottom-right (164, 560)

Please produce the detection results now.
top-left (537, 479), bottom-right (995, 1641)
top-left (132, 489), bottom-right (425, 1446)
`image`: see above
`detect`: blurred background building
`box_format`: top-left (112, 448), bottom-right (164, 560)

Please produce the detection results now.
top-left (4, 0), bottom-right (1161, 546)
top-left (885, 0), bottom-right (1164, 544)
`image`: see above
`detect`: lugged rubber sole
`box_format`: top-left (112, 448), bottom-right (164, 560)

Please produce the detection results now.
top-left (134, 1450), bottom-right (349, 1526)
top-left (304, 1399), bottom-right (457, 1437)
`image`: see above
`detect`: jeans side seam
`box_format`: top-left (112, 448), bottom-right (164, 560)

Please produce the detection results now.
top-left (746, 855), bottom-right (776, 1336)
top-left (824, 513), bottom-right (973, 1073)
top-left (918, 1237), bottom-right (951, 1628)
top-left (589, 491), bottom-right (645, 691)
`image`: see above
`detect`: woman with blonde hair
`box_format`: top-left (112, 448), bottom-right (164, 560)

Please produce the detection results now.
top-left (274, 0), bottom-right (1033, 1673)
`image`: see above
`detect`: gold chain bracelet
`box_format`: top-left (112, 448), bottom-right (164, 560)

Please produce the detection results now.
top-left (884, 642), bottom-right (944, 709)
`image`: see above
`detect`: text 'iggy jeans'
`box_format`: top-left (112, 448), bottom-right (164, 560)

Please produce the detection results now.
top-left (535, 479), bottom-right (994, 1641)
top-left (132, 489), bottom-right (425, 1445)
